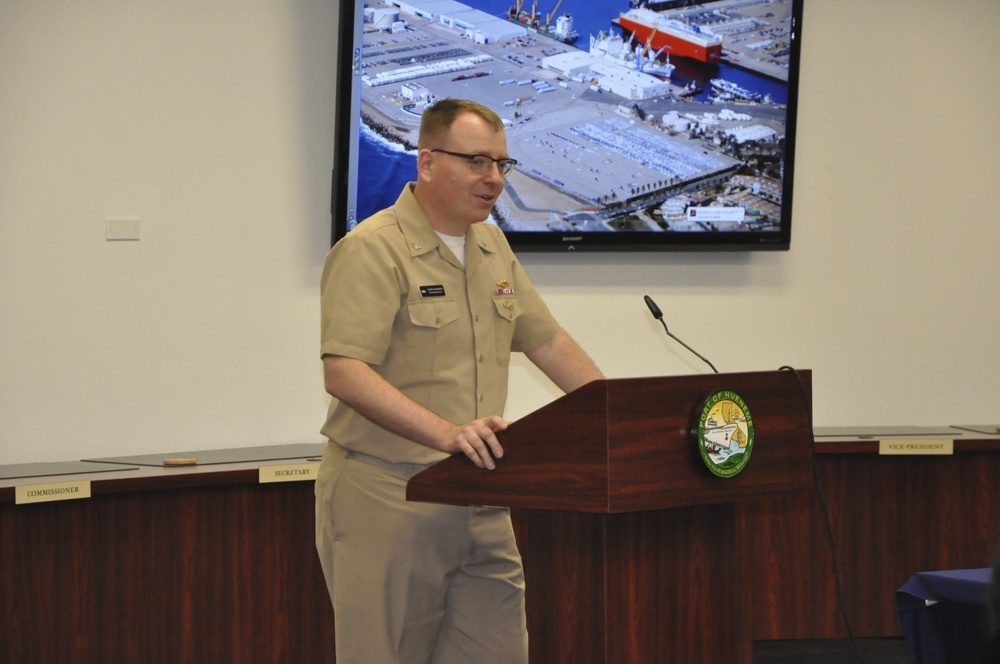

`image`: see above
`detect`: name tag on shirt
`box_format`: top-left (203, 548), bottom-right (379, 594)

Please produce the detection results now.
top-left (419, 285), bottom-right (446, 297)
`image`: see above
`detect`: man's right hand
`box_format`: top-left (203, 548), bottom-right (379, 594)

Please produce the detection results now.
top-left (446, 416), bottom-right (509, 470)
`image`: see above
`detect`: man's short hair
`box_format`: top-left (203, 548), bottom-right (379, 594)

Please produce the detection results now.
top-left (418, 98), bottom-right (504, 149)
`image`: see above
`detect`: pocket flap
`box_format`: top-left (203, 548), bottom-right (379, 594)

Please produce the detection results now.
top-left (407, 300), bottom-right (459, 328)
top-left (492, 296), bottom-right (522, 322)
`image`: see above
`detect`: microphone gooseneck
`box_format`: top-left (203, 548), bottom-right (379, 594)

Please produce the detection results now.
top-left (643, 294), bottom-right (719, 374)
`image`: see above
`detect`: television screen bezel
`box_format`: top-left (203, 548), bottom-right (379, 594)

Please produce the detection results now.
top-left (331, 0), bottom-right (804, 252)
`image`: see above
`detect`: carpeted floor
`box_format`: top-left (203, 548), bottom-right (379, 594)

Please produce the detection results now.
top-left (753, 638), bottom-right (915, 663)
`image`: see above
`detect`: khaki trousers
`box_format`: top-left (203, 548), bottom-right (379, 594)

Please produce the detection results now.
top-left (315, 442), bottom-right (528, 664)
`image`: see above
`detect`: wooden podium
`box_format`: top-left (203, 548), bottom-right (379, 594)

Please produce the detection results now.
top-left (407, 370), bottom-right (814, 663)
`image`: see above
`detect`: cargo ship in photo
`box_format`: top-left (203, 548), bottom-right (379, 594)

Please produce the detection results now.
top-left (614, 8), bottom-right (722, 64)
top-left (590, 31), bottom-right (675, 80)
top-left (507, 0), bottom-right (579, 44)
top-left (710, 78), bottom-right (762, 102)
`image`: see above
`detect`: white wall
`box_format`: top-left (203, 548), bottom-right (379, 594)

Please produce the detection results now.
top-left (1, 0), bottom-right (997, 465)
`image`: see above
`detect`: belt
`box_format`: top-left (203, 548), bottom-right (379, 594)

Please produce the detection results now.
top-left (329, 440), bottom-right (433, 479)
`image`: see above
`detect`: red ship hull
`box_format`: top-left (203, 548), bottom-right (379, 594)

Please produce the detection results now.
top-left (616, 15), bottom-right (722, 64)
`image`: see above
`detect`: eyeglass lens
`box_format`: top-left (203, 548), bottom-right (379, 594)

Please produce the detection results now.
top-left (470, 156), bottom-right (514, 175)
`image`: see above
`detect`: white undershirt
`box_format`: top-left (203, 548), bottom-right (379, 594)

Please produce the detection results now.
top-left (435, 231), bottom-right (466, 268)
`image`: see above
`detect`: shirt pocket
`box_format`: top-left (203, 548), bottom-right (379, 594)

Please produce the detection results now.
top-left (492, 295), bottom-right (522, 367)
top-left (404, 299), bottom-right (461, 371)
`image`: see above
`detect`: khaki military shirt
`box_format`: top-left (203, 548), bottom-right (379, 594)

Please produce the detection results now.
top-left (320, 184), bottom-right (559, 464)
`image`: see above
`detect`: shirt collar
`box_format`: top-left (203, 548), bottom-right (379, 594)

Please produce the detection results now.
top-left (395, 183), bottom-right (498, 260)
top-left (395, 183), bottom-right (439, 258)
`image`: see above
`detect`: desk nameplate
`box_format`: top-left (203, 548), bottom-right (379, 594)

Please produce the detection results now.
top-left (15, 480), bottom-right (92, 505)
top-left (259, 462), bottom-right (319, 484)
top-left (879, 439), bottom-right (954, 455)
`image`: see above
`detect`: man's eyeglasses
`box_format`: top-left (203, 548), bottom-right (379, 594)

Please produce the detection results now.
top-left (431, 149), bottom-right (518, 176)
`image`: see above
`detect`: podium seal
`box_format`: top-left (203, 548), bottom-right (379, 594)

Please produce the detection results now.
top-left (695, 390), bottom-right (754, 478)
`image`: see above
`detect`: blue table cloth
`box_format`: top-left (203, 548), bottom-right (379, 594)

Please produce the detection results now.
top-left (896, 568), bottom-right (994, 664)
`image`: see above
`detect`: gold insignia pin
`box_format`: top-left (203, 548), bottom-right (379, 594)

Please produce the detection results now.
top-left (496, 279), bottom-right (509, 289)
top-left (503, 300), bottom-right (515, 311)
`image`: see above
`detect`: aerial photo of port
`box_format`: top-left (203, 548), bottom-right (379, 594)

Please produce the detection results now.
top-left (352, 0), bottom-right (797, 234)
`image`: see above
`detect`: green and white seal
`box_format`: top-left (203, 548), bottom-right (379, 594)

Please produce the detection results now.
top-left (695, 390), bottom-right (754, 478)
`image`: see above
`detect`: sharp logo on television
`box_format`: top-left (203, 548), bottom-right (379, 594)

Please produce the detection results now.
top-left (332, 0), bottom-right (804, 251)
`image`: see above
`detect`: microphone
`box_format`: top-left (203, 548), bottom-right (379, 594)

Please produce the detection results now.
top-left (643, 295), bottom-right (719, 374)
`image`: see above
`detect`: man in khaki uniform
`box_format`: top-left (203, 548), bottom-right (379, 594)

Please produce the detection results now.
top-left (316, 98), bottom-right (603, 664)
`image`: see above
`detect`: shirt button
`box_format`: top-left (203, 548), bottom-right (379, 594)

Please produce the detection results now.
top-left (474, 314), bottom-right (480, 322)
top-left (479, 394), bottom-right (484, 403)
top-left (478, 354), bottom-right (484, 362)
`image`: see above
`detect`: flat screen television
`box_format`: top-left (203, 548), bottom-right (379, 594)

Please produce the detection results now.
top-left (331, 0), bottom-right (804, 251)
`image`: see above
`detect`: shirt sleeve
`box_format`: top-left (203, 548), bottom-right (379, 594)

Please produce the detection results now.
top-left (319, 228), bottom-right (401, 365)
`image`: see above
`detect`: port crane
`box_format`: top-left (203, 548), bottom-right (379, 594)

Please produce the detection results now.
top-left (643, 28), bottom-right (669, 61)
top-left (508, 0), bottom-right (578, 42)
top-left (509, 0), bottom-right (542, 31)
top-left (545, 0), bottom-right (564, 27)
top-left (643, 28), bottom-right (656, 58)
top-left (508, 0), bottom-right (524, 23)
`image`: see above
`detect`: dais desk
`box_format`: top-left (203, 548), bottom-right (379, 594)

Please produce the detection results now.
top-left (744, 425), bottom-right (1000, 641)
top-left (0, 444), bottom-right (336, 664)
top-left (2, 429), bottom-right (998, 662)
